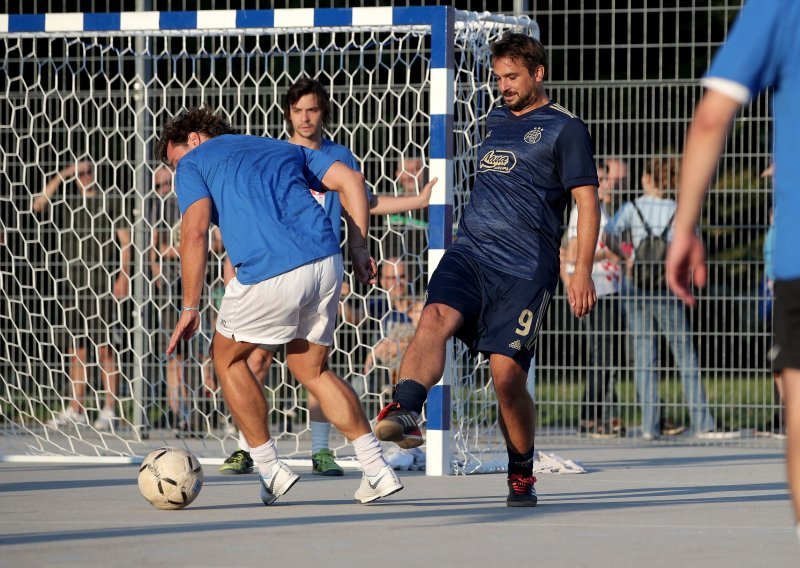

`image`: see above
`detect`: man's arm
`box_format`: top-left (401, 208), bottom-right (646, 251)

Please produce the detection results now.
top-left (569, 185), bottom-right (600, 318)
top-left (667, 89), bottom-right (742, 305)
top-left (167, 197), bottom-right (212, 355)
top-left (369, 177), bottom-right (438, 215)
top-left (321, 161), bottom-right (377, 285)
top-left (33, 164), bottom-right (77, 214)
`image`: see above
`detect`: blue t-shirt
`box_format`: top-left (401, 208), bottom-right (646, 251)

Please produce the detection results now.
top-left (311, 139), bottom-right (362, 241)
top-left (452, 102), bottom-right (598, 285)
top-left (703, 0), bottom-right (800, 279)
top-left (175, 134), bottom-right (341, 284)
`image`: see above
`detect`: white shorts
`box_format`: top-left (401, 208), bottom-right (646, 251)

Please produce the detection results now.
top-left (216, 254), bottom-right (343, 347)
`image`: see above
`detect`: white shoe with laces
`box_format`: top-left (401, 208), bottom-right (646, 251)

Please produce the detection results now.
top-left (47, 407), bottom-right (88, 427)
top-left (354, 464), bottom-right (403, 504)
top-left (259, 460), bottom-right (300, 505)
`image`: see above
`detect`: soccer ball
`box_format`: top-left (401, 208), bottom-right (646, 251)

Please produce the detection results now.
top-left (138, 446), bottom-right (204, 510)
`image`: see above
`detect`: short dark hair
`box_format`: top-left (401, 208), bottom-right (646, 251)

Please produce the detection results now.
top-left (490, 33), bottom-right (547, 78)
top-left (154, 107), bottom-right (234, 164)
top-left (282, 78), bottom-right (331, 135)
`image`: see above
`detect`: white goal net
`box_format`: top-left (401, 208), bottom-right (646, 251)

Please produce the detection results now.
top-left (0, 8), bottom-right (536, 474)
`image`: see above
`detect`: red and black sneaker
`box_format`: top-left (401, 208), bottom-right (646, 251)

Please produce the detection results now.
top-left (374, 401), bottom-right (424, 449)
top-left (506, 474), bottom-right (538, 507)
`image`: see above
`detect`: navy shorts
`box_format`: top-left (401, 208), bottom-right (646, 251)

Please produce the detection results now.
top-left (771, 278), bottom-right (800, 372)
top-left (426, 249), bottom-right (553, 372)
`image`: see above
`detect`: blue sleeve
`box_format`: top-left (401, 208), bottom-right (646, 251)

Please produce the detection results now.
top-left (175, 160), bottom-right (212, 215)
top-left (605, 202), bottom-right (632, 236)
top-left (705, 0), bottom-right (783, 97)
top-left (554, 119), bottom-right (599, 191)
top-left (301, 147), bottom-right (337, 191)
top-left (340, 148), bottom-right (360, 172)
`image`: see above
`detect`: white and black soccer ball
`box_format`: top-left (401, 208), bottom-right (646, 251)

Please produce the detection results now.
top-left (138, 446), bottom-right (204, 510)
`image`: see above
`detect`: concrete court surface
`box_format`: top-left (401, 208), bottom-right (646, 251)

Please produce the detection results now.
top-left (0, 444), bottom-right (797, 568)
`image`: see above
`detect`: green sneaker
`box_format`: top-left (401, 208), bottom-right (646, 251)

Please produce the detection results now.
top-left (311, 448), bottom-right (344, 476)
top-left (219, 449), bottom-right (254, 475)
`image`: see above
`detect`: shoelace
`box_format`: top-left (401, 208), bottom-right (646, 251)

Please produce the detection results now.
top-left (377, 401), bottom-right (402, 421)
top-left (508, 474), bottom-right (537, 494)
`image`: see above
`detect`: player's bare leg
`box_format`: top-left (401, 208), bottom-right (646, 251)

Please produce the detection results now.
top-left (286, 339), bottom-right (370, 440)
top-left (212, 335), bottom-right (267, 445)
top-left (213, 333), bottom-right (298, 504)
top-left (781, 368), bottom-right (800, 533)
top-left (491, 353), bottom-right (538, 507)
top-left (220, 347), bottom-right (271, 475)
top-left (395, 303), bottom-right (463, 389)
top-left (287, 338), bottom-right (402, 503)
top-left (374, 303), bottom-right (462, 447)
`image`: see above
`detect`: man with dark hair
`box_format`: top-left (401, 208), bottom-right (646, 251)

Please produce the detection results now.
top-left (666, 0), bottom-right (800, 540)
top-left (374, 32), bottom-right (600, 506)
top-left (159, 106), bottom-right (404, 505)
top-left (219, 78), bottom-right (437, 477)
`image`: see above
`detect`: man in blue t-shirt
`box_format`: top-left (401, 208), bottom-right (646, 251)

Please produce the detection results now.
top-left (666, 0), bottom-right (800, 539)
top-left (219, 79), bottom-right (438, 477)
top-left (374, 33), bottom-right (600, 506)
top-left (156, 107), bottom-right (403, 506)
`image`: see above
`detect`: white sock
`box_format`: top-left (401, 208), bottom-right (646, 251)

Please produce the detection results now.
top-left (249, 439), bottom-right (278, 477)
top-left (352, 432), bottom-right (387, 476)
top-left (238, 430), bottom-right (250, 452)
top-left (311, 421), bottom-right (332, 454)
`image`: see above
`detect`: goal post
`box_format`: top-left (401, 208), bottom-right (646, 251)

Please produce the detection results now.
top-left (0, 7), bottom-right (537, 475)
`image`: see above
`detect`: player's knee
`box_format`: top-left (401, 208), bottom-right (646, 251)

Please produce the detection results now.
top-left (493, 373), bottom-right (529, 404)
top-left (417, 304), bottom-right (460, 337)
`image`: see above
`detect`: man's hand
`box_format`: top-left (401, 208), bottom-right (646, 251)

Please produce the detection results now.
top-left (166, 310), bottom-right (201, 356)
top-left (417, 177), bottom-right (438, 207)
top-left (666, 231), bottom-right (707, 306)
top-left (351, 247), bottom-right (377, 285)
top-left (568, 268), bottom-right (597, 318)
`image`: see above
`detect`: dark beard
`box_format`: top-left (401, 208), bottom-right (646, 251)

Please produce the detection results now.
top-left (506, 90), bottom-right (538, 112)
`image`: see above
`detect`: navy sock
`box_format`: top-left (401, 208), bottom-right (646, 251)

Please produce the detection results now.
top-left (392, 379), bottom-right (428, 415)
top-left (508, 446), bottom-right (535, 477)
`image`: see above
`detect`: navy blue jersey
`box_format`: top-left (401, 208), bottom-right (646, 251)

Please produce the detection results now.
top-left (452, 102), bottom-right (598, 285)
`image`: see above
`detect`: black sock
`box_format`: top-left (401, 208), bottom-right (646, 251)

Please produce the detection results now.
top-left (392, 379), bottom-right (428, 415)
top-left (508, 446), bottom-right (535, 477)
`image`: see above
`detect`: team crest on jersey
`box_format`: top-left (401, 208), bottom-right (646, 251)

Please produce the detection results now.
top-left (524, 127), bottom-right (543, 144)
top-left (478, 150), bottom-right (517, 174)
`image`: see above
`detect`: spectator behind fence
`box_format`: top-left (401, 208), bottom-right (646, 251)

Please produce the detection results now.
top-left (363, 257), bottom-right (424, 394)
top-left (566, 164), bottom-right (624, 437)
top-left (606, 156), bottom-right (724, 440)
top-left (219, 78), bottom-right (436, 477)
top-left (33, 160), bottom-right (131, 431)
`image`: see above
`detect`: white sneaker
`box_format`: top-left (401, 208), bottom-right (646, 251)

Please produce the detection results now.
top-left (93, 407), bottom-right (116, 431)
top-left (695, 430), bottom-right (742, 440)
top-left (354, 464), bottom-right (404, 504)
top-left (259, 460), bottom-right (300, 505)
top-left (47, 407), bottom-right (88, 427)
